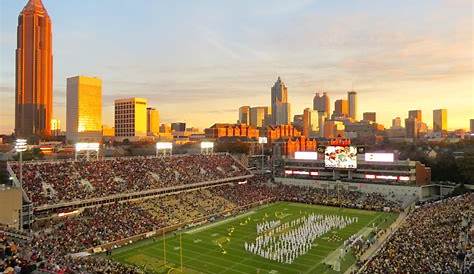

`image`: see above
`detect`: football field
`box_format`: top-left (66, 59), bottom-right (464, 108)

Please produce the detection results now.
top-left (110, 202), bottom-right (397, 274)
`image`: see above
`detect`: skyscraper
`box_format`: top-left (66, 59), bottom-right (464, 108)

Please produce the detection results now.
top-left (405, 118), bottom-right (418, 138)
top-left (408, 110), bottom-right (422, 121)
top-left (249, 107), bottom-right (268, 128)
top-left (406, 110), bottom-right (427, 138)
top-left (363, 112), bottom-right (376, 123)
top-left (348, 91), bottom-right (357, 120)
top-left (334, 99), bottom-right (349, 117)
top-left (313, 92), bottom-right (330, 116)
top-left (147, 107), bottom-right (160, 136)
top-left (392, 117), bottom-right (402, 128)
top-left (66, 76), bottom-right (102, 142)
top-left (317, 111), bottom-right (327, 137)
top-left (114, 98), bottom-right (148, 139)
top-left (433, 109), bottom-right (447, 132)
top-left (15, 0), bottom-right (53, 138)
top-left (271, 77), bottom-right (291, 125)
top-left (303, 108), bottom-right (318, 137)
top-left (238, 106), bottom-right (250, 124)
top-left (292, 114), bottom-right (304, 131)
top-left (470, 119), bottom-right (474, 133)
top-left (171, 122), bottom-right (186, 132)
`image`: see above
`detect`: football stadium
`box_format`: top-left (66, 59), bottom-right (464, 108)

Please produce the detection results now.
top-left (1, 141), bottom-right (472, 274)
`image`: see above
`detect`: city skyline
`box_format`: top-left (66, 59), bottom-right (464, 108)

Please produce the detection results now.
top-left (1, 0), bottom-right (472, 134)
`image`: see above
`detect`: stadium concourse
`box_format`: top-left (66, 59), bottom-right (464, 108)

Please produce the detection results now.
top-left (0, 154), bottom-right (472, 274)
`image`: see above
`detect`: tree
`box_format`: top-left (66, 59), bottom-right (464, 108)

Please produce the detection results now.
top-left (457, 152), bottom-right (474, 185)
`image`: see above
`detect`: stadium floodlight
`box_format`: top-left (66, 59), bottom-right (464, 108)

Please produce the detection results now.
top-left (156, 142), bottom-right (173, 150)
top-left (156, 142), bottom-right (173, 156)
top-left (75, 142), bottom-right (100, 161)
top-left (200, 142), bottom-right (214, 149)
top-left (15, 139), bottom-right (27, 152)
top-left (75, 142), bottom-right (100, 152)
top-left (200, 141), bottom-right (214, 155)
top-left (257, 137), bottom-right (268, 172)
top-left (15, 139), bottom-right (28, 186)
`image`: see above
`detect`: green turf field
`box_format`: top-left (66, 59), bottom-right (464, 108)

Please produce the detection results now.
top-left (110, 202), bottom-right (397, 274)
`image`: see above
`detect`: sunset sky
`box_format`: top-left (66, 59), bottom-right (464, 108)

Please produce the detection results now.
top-left (0, 0), bottom-right (472, 133)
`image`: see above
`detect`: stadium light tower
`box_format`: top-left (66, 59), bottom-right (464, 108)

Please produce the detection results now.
top-left (75, 142), bottom-right (100, 161)
top-left (156, 142), bottom-right (173, 156)
top-left (258, 137), bottom-right (267, 171)
top-left (15, 139), bottom-right (27, 189)
top-left (201, 141), bottom-right (214, 155)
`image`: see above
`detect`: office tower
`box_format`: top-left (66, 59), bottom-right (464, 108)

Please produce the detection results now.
top-left (317, 111), bottom-right (327, 137)
top-left (433, 109), bottom-right (447, 132)
top-left (471, 119), bottom-right (474, 133)
top-left (405, 118), bottom-right (427, 139)
top-left (271, 77), bottom-right (291, 125)
top-left (249, 107), bottom-right (268, 128)
top-left (275, 103), bottom-right (291, 125)
top-left (293, 115), bottom-right (304, 131)
top-left (114, 98), bottom-right (147, 138)
top-left (303, 108), bottom-right (318, 137)
top-left (363, 112), bottom-right (376, 123)
top-left (334, 99), bottom-right (349, 117)
top-left (147, 107), bottom-right (160, 136)
top-left (323, 120), bottom-right (345, 139)
top-left (409, 110), bottom-right (422, 121)
top-left (348, 91), bottom-right (357, 120)
top-left (66, 76), bottom-right (102, 142)
top-left (238, 106), bottom-right (250, 124)
top-left (15, 0), bottom-right (53, 138)
top-left (102, 125), bottom-right (115, 137)
top-left (313, 92), bottom-right (330, 116)
top-left (160, 123), bottom-right (172, 134)
top-left (406, 109), bottom-right (427, 138)
top-left (392, 117), bottom-right (402, 128)
top-left (405, 118), bottom-right (417, 138)
top-left (171, 122), bottom-right (186, 132)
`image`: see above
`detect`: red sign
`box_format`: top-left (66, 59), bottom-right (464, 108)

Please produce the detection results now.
top-left (329, 138), bottom-right (351, 147)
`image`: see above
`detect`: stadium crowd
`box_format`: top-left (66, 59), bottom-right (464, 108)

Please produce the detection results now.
top-left (363, 193), bottom-right (474, 274)
top-left (7, 154), bottom-right (470, 273)
top-left (10, 154), bottom-right (250, 207)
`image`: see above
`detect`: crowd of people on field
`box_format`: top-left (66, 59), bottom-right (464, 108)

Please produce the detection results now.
top-left (10, 154), bottom-right (250, 206)
top-left (363, 193), bottom-right (474, 274)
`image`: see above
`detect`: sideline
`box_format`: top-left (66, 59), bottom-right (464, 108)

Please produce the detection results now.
top-left (185, 210), bottom-right (257, 234)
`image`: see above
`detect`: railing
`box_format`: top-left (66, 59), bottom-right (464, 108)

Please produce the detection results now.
top-left (34, 174), bottom-right (254, 214)
top-left (6, 153), bottom-right (253, 214)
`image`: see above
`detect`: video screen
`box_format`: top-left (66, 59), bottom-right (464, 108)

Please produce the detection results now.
top-left (324, 146), bottom-right (357, 169)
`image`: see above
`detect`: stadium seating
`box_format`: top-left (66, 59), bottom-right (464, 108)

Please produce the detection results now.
top-left (9, 154), bottom-right (250, 207)
top-left (362, 193), bottom-right (473, 274)
top-left (5, 155), bottom-right (470, 274)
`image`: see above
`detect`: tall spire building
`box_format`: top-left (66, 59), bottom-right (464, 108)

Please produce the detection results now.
top-left (270, 76), bottom-right (291, 125)
top-left (15, 0), bottom-right (53, 138)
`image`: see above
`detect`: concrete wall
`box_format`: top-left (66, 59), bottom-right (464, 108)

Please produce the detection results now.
top-left (275, 177), bottom-right (421, 202)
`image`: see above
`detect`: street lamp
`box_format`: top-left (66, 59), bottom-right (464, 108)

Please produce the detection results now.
top-left (258, 137), bottom-right (267, 171)
top-left (15, 139), bottom-right (27, 188)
